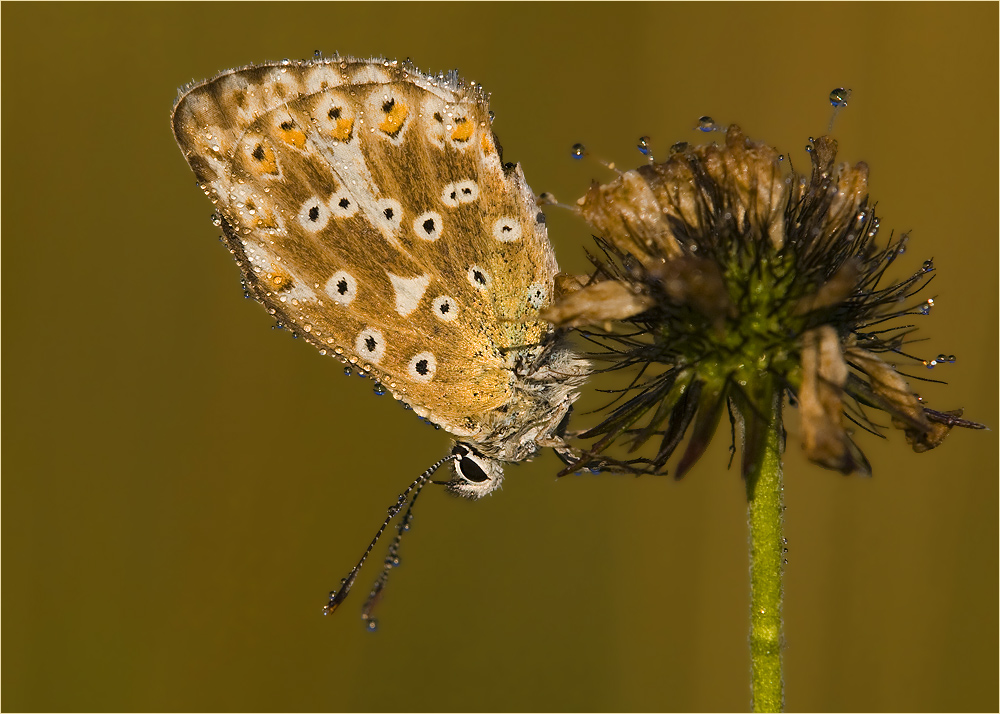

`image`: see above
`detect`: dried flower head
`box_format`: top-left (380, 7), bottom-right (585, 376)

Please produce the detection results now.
top-left (548, 125), bottom-right (984, 478)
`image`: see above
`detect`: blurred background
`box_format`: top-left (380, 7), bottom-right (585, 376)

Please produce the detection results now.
top-left (3, 3), bottom-right (996, 711)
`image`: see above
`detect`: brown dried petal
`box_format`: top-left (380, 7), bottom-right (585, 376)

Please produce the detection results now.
top-left (553, 273), bottom-right (589, 302)
top-left (844, 346), bottom-right (956, 452)
top-left (793, 137), bottom-right (870, 242)
top-left (800, 326), bottom-right (869, 474)
top-left (577, 173), bottom-right (680, 265)
top-left (541, 279), bottom-right (654, 328)
top-left (576, 126), bottom-right (789, 266)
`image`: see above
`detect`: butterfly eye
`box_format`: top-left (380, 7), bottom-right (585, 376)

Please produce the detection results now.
top-left (459, 456), bottom-right (489, 483)
top-left (447, 444), bottom-right (505, 499)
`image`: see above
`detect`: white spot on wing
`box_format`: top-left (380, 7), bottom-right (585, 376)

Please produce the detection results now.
top-left (328, 189), bottom-right (358, 218)
top-left (388, 273), bottom-right (431, 316)
top-left (407, 352), bottom-right (437, 382)
top-left (325, 271), bottom-right (357, 305)
top-left (356, 328), bottom-right (386, 365)
top-left (283, 283), bottom-right (319, 303)
top-left (413, 211), bottom-right (443, 241)
top-left (371, 197), bottom-right (404, 249)
top-left (526, 283), bottom-right (548, 309)
top-left (492, 217), bottom-right (521, 242)
top-left (431, 295), bottom-right (459, 322)
top-left (298, 197), bottom-right (331, 231)
top-left (441, 180), bottom-right (479, 207)
top-left (467, 265), bottom-right (492, 291)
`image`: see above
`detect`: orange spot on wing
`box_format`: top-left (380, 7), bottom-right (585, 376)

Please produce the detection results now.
top-left (379, 102), bottom-right (409, 135)
top-left (278, 127), bottom-right (307, 149)
top-left (451, 117), bottom-right (474, 143)
top-left (332, 117), bottom-right (354, 141)
top-left (481, 131), bottom-right (494, 154)
top-left (268, 271), bottom-right (293, 292)
top-left (249, 142), bottom-right (279, 175)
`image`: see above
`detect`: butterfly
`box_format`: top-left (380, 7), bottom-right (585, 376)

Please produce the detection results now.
top-left (171, 55), bottom-right (587, 618)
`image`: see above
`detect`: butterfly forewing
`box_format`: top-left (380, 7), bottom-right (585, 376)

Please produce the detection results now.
top-left (172, 59), bottom-right (558, 437)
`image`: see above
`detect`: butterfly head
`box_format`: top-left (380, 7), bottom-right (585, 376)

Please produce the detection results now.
top-left (446, 442), bottom-right (504, 499)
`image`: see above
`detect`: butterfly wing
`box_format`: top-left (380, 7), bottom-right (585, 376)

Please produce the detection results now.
top-left (172, 58), bottom-right (559, 438)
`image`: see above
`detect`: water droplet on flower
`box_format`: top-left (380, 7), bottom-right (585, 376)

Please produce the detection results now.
top-left (373, 382), bottom-right (386, 396)
top-left (365, 618), bottom-right (378, 632)
top-left (637, 135), bottom-right (652, 156)
top-left (571, 143), bottom-right (586, 159)
top-left (948, 355), bottom-right (956, 363)
top-left (697, 116), bottom-right (716, 132)
top-left (344, 366), bottom-right (353, 377)
top-left (829, 88), bottom-right (851, 107)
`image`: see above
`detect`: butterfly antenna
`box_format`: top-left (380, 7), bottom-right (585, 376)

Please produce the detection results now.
top-left (323, 454), bottom-right (457, 619)
top-left (359, 473), bottom-right (432, 630)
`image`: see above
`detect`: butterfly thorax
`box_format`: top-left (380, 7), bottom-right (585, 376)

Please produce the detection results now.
top-left (445, 338), bottom-right (587, 499)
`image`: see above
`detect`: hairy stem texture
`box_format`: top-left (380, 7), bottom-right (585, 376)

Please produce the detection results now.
top-left (746, 390), bottom-right (785, 712)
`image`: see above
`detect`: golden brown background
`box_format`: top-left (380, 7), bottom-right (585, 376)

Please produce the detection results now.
top-left (3, 2), bottom-right (997, 711)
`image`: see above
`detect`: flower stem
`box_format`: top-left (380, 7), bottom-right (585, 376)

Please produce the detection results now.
top-left (746, 389), bottom-right (785, 712)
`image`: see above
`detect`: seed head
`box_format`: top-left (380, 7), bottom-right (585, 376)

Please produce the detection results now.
top-left (548, 126), bottom-right (985, 478)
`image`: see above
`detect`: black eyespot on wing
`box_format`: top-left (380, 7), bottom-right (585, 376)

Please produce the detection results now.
top-left (338, 197), bottom-right (351, 209)
top-left (473, 270), bottom-right (486, 285)
top-left (336, 279), bottom-right (349, 295)
top-left (328, 107), bottom-right (342, 119)
top-left (459, 456), bottom-right (489, 483)
top-left (433, 112), bottom-right (443, 123)
top-left (308, 205), bottom-right (320, 221)
top-left (415, 359), bottom-right (429, 376)
top-left (252, 144), bottom-right (266, 162)
top-left (422, 218), bottom-right (435, 234)
top-left (279, 120), bottom-right (295, 131)
top-left (364, 336), bottom-right (377, 352)
top-left (384, 207), bottom-right (394, 220)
